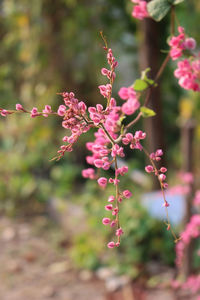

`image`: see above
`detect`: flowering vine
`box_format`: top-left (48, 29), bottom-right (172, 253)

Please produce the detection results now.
top-left (0, 0), bottom-right (197, 252)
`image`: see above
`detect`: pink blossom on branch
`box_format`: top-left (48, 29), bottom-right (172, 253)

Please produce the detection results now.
top-left (131, 0), bottom-right (149, 20)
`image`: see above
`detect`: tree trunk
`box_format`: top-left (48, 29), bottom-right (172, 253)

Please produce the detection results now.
top-left (179, 119), bottom-right (196, 278)
top-left (139, 19), bottom-right (165, 188)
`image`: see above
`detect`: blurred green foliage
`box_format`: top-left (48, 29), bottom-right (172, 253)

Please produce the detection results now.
top-left (0, 0), bottom-right (136, 214)
top-left (69, 179), bottom-right (175, 275)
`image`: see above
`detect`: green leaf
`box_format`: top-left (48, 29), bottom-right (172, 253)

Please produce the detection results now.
top-left (133, 79), bottom-right (148, 91)
top-left (140, 107), bottom-right (156, 118)
top-left (147, 0), bottom-right (171, 22)
top-left (141, 68), bottom-right (155, 86)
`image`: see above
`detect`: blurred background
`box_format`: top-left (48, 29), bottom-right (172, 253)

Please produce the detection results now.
top-left (0, 0), bottom-right (200, 299)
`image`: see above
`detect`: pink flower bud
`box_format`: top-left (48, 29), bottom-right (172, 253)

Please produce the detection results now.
top-left (78, 101), bottom-right (87, 113)
top-left (30, 107), bottom-right (39, 118)
top-left (156, 149), bottom-right (163, 156)
top-left (107, 241), bottom-right (115, 249)
top-left (57, 105), bottom-right (66, 116)
top-left (94, 159), bottom-right (104, 168)
top-left (42, 105), bottom-right (51, 117)
top-left (62, 136), bottom-right (68, 142)
top-left (116, 227), bottom-right (124, 236)
top-left (102, 218), bottom-right (110, 225)
top-left (112, 207), bottom-right (119, 216)
top-left (105, 204), bottom-right (113, 211)
top-left (16, 103), bottom-right (23, 111)
top-left (122, 133), bottom-right (133, 145)
top-left (1, 109), bottom-right (9, 117)
top-left (82, 168), bottom-right (95, 180)
top-left (96, 104), bottom-right (103, 112)
top-left (160, 167), bottom-right (167, 173)
top-left (108, 195), bottom-right (115, 203)
top-left (101, 68), bottom-right (109, 76)
top-left (118, 197), bottom-right (123, 203)
top-left (118, 87), bottom-right (129, 100)
top-left (145, 165), bottom-right (154, 173)
top-left (163, 201), bottom-right (170, 207)
top-left (110, 221), bottom-right (116, 227)
top-left (123, 190), bottom-right (132, 199)
top-left (97, 177), bottom-right (107, 188)
top-left (159, 174), bottom-right (166, 181)
top-left (88, 107), bottom-right (96, 114)
top-left (163, 183), bottom-right (168, 189)
top-left (184, 38), bottom-right (196, 50)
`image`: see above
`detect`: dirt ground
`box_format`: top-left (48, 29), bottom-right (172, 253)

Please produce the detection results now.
top-left (0, 216), bottom-right (105, 300)
top-left (0, 216), bottom-right (198, 300)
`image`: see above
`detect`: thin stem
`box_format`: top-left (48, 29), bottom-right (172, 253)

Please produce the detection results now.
top-left (100, 123), bottom-right (115, 145)
top-left (120, 6), bottom-right (176, 135)
top-left (170, 5), bottom-right (175, 36)
top-left (142, 146), bottom-right (179, 242)
top-left (114, 157), bottom-right (120, 243)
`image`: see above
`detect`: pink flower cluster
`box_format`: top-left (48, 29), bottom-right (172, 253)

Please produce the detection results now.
top-left (175, 214), bottom-right (200, 267)
top-left (169, 26), bottom-right (200, 92)
top-left (174, 203), bottom-right (200, 296)
top-left (144, 148), bottom-right (173, 219)
top-left (0, 41), bottom-right (175, 248)
top-left (131, 0), bottom-right (149, 20)
top-left (172, 275), bottom-right (200, 295)
top-left (56, 92), bottom-right (91, 159)
top-left (144, 149), bottom-right (170, 206)
top-left (122, 130), bottom-right (146, 150)
top-left (194, 190), bottom-right (200, 207)
top-left (166, 172), bottom-right (193, 197)
top-left (118, 86), bottom-right (140, 115)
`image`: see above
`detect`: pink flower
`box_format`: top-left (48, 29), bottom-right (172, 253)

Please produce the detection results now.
top-left (57, 105), bottom-right (66, 116)
top-left (111, 144), bottom-right (125, 157)
top-left (98, 84), bottom-right (112, 98)
top-left (132, 0), bottom-right (149, 20)
top-left (116, 227), bottom-right (124, 236)
top-left (184, 38), bottom-right (196, 50)
top-left (123, 190), bottom-right (132, 198)
top-left (109, 178), bottom-right (120, 185)
top-left (16, 103), bottom-right (24, 111)
top-left (116, 166), bottom-right (128, 176)
top-left (30, 107), bottom-right (39, 118)
top-left (97, 177), bottom-right (107, 188)
top-left (105, 204), bottom-right (113, 211)
top-left (102, 218), bottom-right (111, 225)
top-left (118, 87), bottom-right (129, 100)
top-left (42, 105), bottom-right (52, 117)
top-left (118, 86), bottom-right (136, 100)
top-left (122, 133), bottom-right (133, 145)
top-left (108, 195), bottom-right (115, 202)
top-left (110, 220), bottom-right (116, 227)
top-left (122, 98), bottom-right (140, 115)
top-left (145, 165), bottom-right (154, 173)
top-left (170, 48), bottom-right (183, 60)
top-left (156, 149), bottom-right (163, 156)
top-left (1, 109), bottom-right (9, 117)
top-left (94, 159), bottom-right (104, 168)
top-left (163, 201), bottom-right (169, 207)
top-left (112, 207), bottom-right (119, 216)
top-left (160, 167), bottom-right (167, 173)
top-left (159, 174), bottom-right (166, 181)
top-left (82, 168), bottom-right (95, 180)
top-left (107, 241), bottom-right (115, 248)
